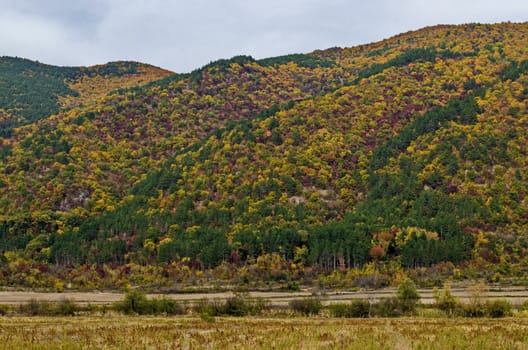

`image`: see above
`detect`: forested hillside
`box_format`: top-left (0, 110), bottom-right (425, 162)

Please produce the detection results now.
top-left (0, 58), bottom-right (171, 137)
top-left (0, 22), bottom-right (527, 290)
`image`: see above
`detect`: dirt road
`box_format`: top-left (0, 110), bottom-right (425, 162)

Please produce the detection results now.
top-left (0, 286), bottom-right (527, 306)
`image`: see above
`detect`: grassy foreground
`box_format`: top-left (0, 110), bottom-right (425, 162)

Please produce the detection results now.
top-left (0, 316), bottom-right (527, 349)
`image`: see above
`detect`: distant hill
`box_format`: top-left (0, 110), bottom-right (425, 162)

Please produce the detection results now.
top-left (1, 22), bottom-right (527, 289)
top-left (0, 57), bottom-right (172, 136)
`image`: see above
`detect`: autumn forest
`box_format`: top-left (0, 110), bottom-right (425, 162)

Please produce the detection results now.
top-left (0, 22), bottom-right (527, 291)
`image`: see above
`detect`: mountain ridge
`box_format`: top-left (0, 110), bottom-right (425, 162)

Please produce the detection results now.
top-left (0, 56), bottom-right (173, 137)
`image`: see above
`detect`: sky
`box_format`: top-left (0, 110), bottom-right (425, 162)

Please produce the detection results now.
top-left (0, 0), bottom-right (526, 73)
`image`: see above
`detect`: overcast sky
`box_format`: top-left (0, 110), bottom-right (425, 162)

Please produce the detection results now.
top-left (0, 0), bottom-right (526, 73)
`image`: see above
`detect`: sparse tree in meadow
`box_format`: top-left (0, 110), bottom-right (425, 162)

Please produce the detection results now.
top-left (397, 278), bottom-right (420, 314)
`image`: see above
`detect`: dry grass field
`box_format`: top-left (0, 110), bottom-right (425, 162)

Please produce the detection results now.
top-left (0, 316), bottom-right (527, 349)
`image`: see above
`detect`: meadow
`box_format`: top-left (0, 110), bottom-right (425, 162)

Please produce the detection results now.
top-left (0, 316), bottom-right (527, 349)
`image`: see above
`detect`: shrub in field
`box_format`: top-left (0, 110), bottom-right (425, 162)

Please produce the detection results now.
top-left (222, 296), bottom-right (247, 316)
top-left (463, 302), bottom-right (487, 317)
top-left (193, 299), bottom-right (225, 316)
top-left (328, 299), bottom-right (370, 318)
top-left (282, 281), bottom-right (301, 291)
top-left (289, 297), bottom-right (323, 316)
top-left (222, 293), bottom-right (268, 316)
top-left (485, 299), bottom-right (513, 318)
top-left (463, 282), bottom-right (488, 317)
top-left (193, 293), bottom-right (268, 317)
top-left (370, 297), bottom-right (402, 317)
top-left (200, 312), bottom-right (216, 322)
top-left (434, 283), bottom-right (462, 316)
top-left (397, 278), bottom-right (420, 314)
top-left (0, 304), bottom-right (9, 316)
top-left (55, 298), bottom-right (78, 316)
top-left (114, 291), bottom-right (150, 315)
top-left (80, 303), bottom-right (102, 314)
top-left (19, 299), bottom-right (54, 316)
top-left (18, 299), bottom-right (80, 316)
top-left (114, 291), bottom-right (186, 315)
top-left (150, 297), bottom-right (186, 315)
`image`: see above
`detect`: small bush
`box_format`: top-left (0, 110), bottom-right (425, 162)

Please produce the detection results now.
top-left (114, 291), bottom-right (185, 315)
top-left (19, 299), bottom-right (53, 316)
top-left (18, 299), bottom-right (80, 316)
top-left (0, 304), bottom-right (10, 316)
top-left (434, 283), bottom-right (462, 316)
top-left (223, 294), bottom-right (252, 316)
top-left (370, 298), bottom-right (402, 317)
top-left (55, 298), bottom-right (78, 316)
top-left (79, 303), bottom-right (100, 314)
top-left (464, 281), bottom-right (488, 317)
top-left (150, 297), bottom-right (186, 315)
top-left (328, 299), bottom-right (370, 318)
top-left (520, 300), bottom-right (528, 311)
top-left (193, 299), bottom-right (225, 316)
top-left (289, 298), bottom-right (322, 316)
top-left (193, 293), bottom-right (268, 317)
top-left (114, 291), bottom-right (150, 315)
top-left (463, 302), bottom-right (486, 317)
top-left (223, 293), bottom-right (268, 316)
top-left (485, 299), bottom-right (513, 318)
top-left (194, 299), bottom-right (217, 316)
top-left (397, 278), bottom-right (420, 314)
top-left (200, 312), bottom-right (215, 323)
top-left (328, 303), bottom-right (349, 318)
top-left (282, 281), bottom-right (300, 291)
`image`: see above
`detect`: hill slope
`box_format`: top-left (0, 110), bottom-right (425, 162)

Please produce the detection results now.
top-left (0, 22), bottom-right (527, 289)
top-left (0, 57), bottom-right (172, 137)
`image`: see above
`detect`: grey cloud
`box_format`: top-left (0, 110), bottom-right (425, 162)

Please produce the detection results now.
top-left (0, 0), bottom-right (526, 72)
top-left (2, 0), bottom-right (106, 33)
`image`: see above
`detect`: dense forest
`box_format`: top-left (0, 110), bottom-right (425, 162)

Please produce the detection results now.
top-left (0, 22), bottom-right (527, 290)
